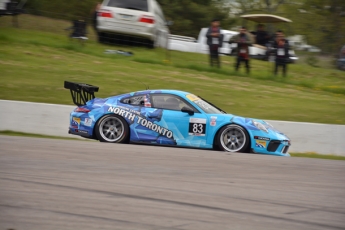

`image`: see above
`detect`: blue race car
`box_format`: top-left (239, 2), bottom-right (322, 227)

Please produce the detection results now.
top-left (64, 81), bottom-right (291, 156)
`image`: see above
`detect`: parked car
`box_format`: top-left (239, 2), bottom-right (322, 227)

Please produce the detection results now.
top-left (169, 29), bottom-right (237, 55)
top-left (97, 0), bottom-right (169, 48)
top-left (64, 81), bottom-right (291, 156)
top-left (337, 45), bottom-right (345, 71)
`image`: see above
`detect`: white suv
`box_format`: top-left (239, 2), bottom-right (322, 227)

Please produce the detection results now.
top-left (97, 0), bottom-right (169, 48)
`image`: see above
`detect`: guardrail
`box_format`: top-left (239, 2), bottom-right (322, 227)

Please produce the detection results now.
top-left (0, 100), bottom-right (344, 155)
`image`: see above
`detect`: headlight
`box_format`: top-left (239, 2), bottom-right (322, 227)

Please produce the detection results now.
top-left (252, 120), bottom-right (269, 133)
top-left (264, 121), bottom-right (274, 128)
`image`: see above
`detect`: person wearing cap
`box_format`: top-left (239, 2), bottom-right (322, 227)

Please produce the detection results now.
top-left (229, 26), bottom-right (254, 74)
top-left (206, 19), bottom-right (224, 68)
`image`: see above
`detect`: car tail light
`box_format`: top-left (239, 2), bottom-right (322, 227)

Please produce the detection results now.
top-left (139, 16), bottom-right (155, 24)
top-left (99, 11), bottom-right (113, 18)
top-left (74, 107), bottom-right (90, 113)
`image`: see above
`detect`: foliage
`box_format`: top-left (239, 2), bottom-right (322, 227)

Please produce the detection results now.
top-left (298, 0), bottom-right (345, 54)
top-left (228, 0), bottom-right (345, 54)
top-left (24, 0), bottom-right (97, 20)
top-left (23, 0), bottom-right (235, 38)
top-left (305, 55), bottom-right (319, 67)
top-left (157, 0), bottom-right (236, 37)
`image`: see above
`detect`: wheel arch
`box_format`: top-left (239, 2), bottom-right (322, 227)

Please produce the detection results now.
top-left (212, 122), bottom-right (251, 152)
top-left (93, 113), bottom-right (131, 143)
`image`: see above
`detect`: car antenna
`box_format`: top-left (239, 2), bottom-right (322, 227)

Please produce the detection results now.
top-left (142, 83), bottom-right (149, 90)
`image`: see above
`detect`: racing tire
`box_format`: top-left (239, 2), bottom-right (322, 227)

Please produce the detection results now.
top-left (216, 124), bottom-right (250, 153)
top-left (95, 115), bottom-right (129, 143)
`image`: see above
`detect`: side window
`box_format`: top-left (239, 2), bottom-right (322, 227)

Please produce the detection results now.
top-left (151, 94), bottom-right (197, 112)
top-left (121, 95), bottom-right (145, 106)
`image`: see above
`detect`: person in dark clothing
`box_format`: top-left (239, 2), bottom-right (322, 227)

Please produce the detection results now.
top-left (229, 27), bottom-right (253, 74)
top-left (255, 24), bottom-right (269, 46)
top-left (206, 19), bottom-right (224, 68)
top-left (273, 31), bottom-right (290, 77)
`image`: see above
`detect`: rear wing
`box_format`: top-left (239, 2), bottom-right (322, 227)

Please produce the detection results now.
top-left (64, 81), bottom-right (99, 106)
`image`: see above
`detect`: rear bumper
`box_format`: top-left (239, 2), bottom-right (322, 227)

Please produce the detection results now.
top-left (68, 128), bottom-right (94, 139)
top-left (97, 20), bottom-right (155, 40)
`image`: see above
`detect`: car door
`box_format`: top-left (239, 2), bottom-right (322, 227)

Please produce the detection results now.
top-left (150, 93), bottom-right (209, 148)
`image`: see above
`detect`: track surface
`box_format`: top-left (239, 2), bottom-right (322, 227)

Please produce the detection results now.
top-left (0, 136), bottom-right (344, 230)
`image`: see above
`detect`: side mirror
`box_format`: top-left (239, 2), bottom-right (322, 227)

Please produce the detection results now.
top-left (181, 107), bottom-right (194, 115)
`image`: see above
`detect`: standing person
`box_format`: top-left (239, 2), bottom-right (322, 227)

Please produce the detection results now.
top-left (255, 24), bottom-right (269, 46)
top-left (273, 31), bottom-right (290, 77)
top-left (206, 19), bottom-right (224, 68)
top-left (230, 27), bottom-right (253, 74)
top-left (92, 2), bottom-right (101, 33)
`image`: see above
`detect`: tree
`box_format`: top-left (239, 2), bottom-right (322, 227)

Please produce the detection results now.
top-left (298, 0), bottom-right (345, 53)
top-left (157, 0), bottom-right (236, 37)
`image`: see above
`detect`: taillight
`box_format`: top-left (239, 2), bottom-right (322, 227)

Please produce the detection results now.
top-left (99, 11), bottom-right (113, 18)
top-left (139, 16), bottom-right (154, 24)
top-left (74, 107), bottom-right (90, 113)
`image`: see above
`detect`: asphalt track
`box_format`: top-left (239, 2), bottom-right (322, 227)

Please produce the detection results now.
top-left (0, 136), bottom-right (344, 230)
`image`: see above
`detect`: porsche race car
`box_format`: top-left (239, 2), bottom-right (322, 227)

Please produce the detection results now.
top-left (64, 81), bottom-right (291, 156)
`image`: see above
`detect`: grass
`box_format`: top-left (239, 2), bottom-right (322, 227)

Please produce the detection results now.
top-left (0, 14), bottom-right (345, 124)
top-left (290, 152), bottom-right (345, 161)
top-left (1, 130), bottom-right (344, 160)
top-left (0, 130), bottom-right (81, 141)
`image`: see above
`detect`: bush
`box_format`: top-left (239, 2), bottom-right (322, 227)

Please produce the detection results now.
top-left (306, 55), bottom-right (319, 67)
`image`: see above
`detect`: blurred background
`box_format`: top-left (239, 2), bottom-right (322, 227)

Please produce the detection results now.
top-left (0, 0), bottom-right (345, 125)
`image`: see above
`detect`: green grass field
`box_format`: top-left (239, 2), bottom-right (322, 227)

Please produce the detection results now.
top-left (1, 15), bottom-right (345, 124)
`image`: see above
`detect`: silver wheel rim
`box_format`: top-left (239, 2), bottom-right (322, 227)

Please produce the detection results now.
top-left (99, 117), bottom-right (124, 142)
top-left (220, 126), bottom-right (246, 152)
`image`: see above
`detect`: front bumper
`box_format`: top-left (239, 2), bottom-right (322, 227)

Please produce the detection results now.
top-left (252, 139), bottom-right (291, 156)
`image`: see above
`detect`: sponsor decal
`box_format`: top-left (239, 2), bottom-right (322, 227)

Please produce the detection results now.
top-left (189, 118), bottom-right (206, 136)
top-left (108, 106), bottom-right (173, 139)
top-left (255, 140), bottom-right (267, 148)
top-left (84, 118), bottom-right (92, 127)
top-left (72, 117), bottom-right (81, 128)
top-left (78, 130), bottom-right (88, 135)
top-left (210, 116), bottom-right (217, 126)
top-left (254, 136), bottom-right (270, 141)
top-left (186, 94), bottom-right (200, 102)
top-left (144, 96), bottom-right (151, 107)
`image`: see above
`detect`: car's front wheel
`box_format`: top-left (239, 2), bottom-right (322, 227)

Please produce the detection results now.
top-left (216, 124), bottom-right (250, 152)
top-left (95, 115), bottom-right (129, 143)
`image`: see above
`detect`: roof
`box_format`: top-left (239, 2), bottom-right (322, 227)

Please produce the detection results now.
top-left (240, 14), bottom-right (292, 23)
top-left (132, 89), bottom-right (193, 97)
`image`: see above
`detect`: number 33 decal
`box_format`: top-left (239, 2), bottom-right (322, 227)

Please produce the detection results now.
top-left (189, 118), bottom-right (206, 136)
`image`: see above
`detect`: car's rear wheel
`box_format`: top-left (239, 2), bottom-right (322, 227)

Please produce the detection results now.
top-left (95, 115), bottom-right (129, 143)
top-left (216, 124), bottom-right (250, 152)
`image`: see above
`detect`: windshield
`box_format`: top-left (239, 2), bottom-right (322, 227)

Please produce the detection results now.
top-left (107, 0), bottom-right (148, 12)
top-left (186, 94), bottom-right (225, 114)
